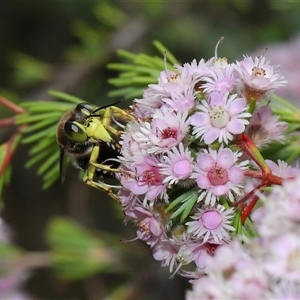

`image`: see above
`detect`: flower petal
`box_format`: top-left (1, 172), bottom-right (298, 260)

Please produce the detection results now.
top-left (228, 166), bottom-right (244, 184)
top-left (197, 153), bottom-right (215, 171)
top-left (197, 174), bottom-right (211, 189)
top-left (203, 127), bottom-right (220, 144)
top-left (226, 119), bottom-right (246, 134)
top-left (227, 97), bottom-right (246, 115)
top-left (212, 185), bottom-right (229, 196)
top-left (216, 149), bottom-right (234, 169)
top-left (190, 112), bottom-right (210, 127)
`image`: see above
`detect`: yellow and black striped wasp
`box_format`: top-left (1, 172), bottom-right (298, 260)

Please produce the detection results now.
top-left (56, 102), bottom-right (135, 201)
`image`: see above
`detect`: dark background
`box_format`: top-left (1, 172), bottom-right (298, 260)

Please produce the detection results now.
top-left (0, 1), bottom-right (299, 299)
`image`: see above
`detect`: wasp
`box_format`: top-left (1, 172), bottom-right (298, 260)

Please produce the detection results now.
top-left (56, 102), bottom-right (135, 202)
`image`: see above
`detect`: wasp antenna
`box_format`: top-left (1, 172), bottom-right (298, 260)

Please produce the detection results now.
top-left (59, 146), bottom-right (66, 184)
top-left (92, 99), bottom-right (123, 115)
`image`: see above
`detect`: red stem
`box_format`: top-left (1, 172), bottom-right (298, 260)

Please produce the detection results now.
top-left (244, 170), bottom-right (283, 185)
top-left (0, 126), bottom-right (24, 177)
top-left (0, 95), bottom-right (26, 114)
top-left (239, 133), bottom-right (271, 174)
top-left (0, 117), bottom-right (16, 127)
top-left (236, 181), bottom-right (266, 209)
top-left (241, 195), bottom-right (259, 223)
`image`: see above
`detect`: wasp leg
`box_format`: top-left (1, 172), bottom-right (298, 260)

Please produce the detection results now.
top-left (102, 106), bottom-right (135, 138)
top-left (108, 106), bottom-right (136, 122)
top-left (88, 145), bottom-right (136, 178)
top-left (83, 145), bottom-right (121, 202)
top-left (89, 144), bottom-right (122, 172)
top-left (83, 174), bottom-right (121, 202)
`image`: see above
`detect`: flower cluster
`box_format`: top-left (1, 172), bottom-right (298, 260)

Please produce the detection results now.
top-left (186, 176), bottom-right (300, 299)
top-left (116, 39), bottom-right (291, 280)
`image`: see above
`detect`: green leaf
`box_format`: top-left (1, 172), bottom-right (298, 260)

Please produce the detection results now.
top-left (16, 112), bottom-right (62, 125)
top-left (47, 218), bottom-right (119, 280)
top-left (232, 209), bottom-right (242, 236)
top-left (48, 90), bottom-right (85, 104)
top-left (22, 117), bottom-right (60, 133)
top-left (166, 187), bottom-right (198, 212)
top-left (10, 52), bottom-right (53, 87)
top-left (42, 164), bottom-right (60, 190)
top-left (25, 144), bottom-right (56, 168)
top-left (107, 87), bottom-right (138, 98)
top-left (21, 101), bottom-right (72, 113)
top-left (153, 40), bottom-right (178, 65)
top-left (243, 217), bottom-right (258, 238)
top-left (37, 149), bottom-right (58, 176)
top-left (21, 124), bottom-right (57, 144)
top-left (115, 49), bottom-right (137, 61)
top-left (165, 188), bottom-right (199, 222)
top-left (29, 137), bottom-right (55, 155)
top-left (180, 195), bottom-right (198, 223)
top-left (108, 41), bottom-right (178, 100)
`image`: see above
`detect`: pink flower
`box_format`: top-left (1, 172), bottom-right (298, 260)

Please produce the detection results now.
top-left (255, 34), bottom-right (300, 105)
top-left (191, 242), bottom-right (221, 270)
top-left (229, 260), bottom-right (269, 299)
top-left (187, 240), bottom-right (269, 299)
top-left (268, 280), bottom-right (300, 299)
top-left (117, 187), bottom-right (139, 208)
top-left (201, 64), bottom-right (237, 94)
top-left (186, 205), bottom-right (235, 243)
top-left (205, 240), bottom-right (246, 273)
top-left (134, 62), bottom-right (200, 118)
top-left (252, 175), bottom-right (300, 238)
top-left (235, 55), bottom-right (287, 100)
top-left (161, 85), bottom-right (196, 112)
top-left (132, 107), bottom-right (190, 153)
top-left (152, 239), bottom-right (179, 273)
top-left (158, 143), bottom-right (194, 186)
top-left (264, 233), bottom-right (300, 282)
top-left (179, 58), bottom-right (214, 83)
top-left (246, 106), bottom-right (288, 148)
top-left (193, 147), bottom-right (247, 205)
top-left (116, 42), bottom-right (298, 283)
top-left (120, 156), bottom-right (168, 203)
top-left (133, 95), bottom-right (161, 119)
top-left (186, 276), bottom-right (227, 300)
top-left (266, 159), bottom-right (300, 179)
top-left (191, 92), bottom-right (251, 144)
top-left (120, 122), bottom-right (147, 164)
top-left (125, 205), bottom-right (164, 248)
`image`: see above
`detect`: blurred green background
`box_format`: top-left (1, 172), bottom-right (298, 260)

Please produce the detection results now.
top-left (0, 1), bottom-right (300, 299)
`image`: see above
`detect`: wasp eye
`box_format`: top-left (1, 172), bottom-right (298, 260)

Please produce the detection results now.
top-left (64, 121), bottom-right (88, 142)
top-left (76, 103), bottom-right (94, 116)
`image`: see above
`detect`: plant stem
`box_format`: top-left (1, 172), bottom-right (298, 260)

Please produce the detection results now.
top-left (0, 96), bottom-right (26, 114)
